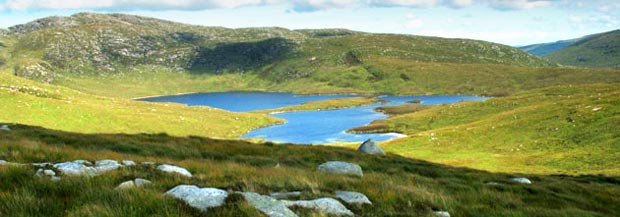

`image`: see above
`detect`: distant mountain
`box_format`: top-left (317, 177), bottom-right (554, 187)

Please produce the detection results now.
top-left (545, 30), bottom-right (620, 68)
top-left (518, 38), bottom-right (582, 56)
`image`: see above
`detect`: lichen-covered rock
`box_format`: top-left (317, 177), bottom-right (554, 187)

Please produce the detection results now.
top-left (121, 160), bottom-right (136, 166)
top-left (157, 164), bottom-right (192, 177)
top-left (334, 191), bottom-right (372, 205)
top-left (239, 192), bottom-right (298, 217)
top-left (53, 161), bottom-right (97, 176)
top-left (282, 198), bottom-right (353, 216)
top-left (511, 177), bottom-right (532, 184)
top-left (317, 161), bottom-right (363, 177)
top-left (434, 211), bottom-right (451, 217)
top-left (95, 160), bottom-right (122, 172)
top-left (357, 139), bottom-right (385, 155)
top-left (165, 185), bottom-right (228, 212)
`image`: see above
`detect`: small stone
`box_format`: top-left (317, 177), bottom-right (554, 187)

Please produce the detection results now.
top-left (0, 125), bottom-right (10, 131)
top-left (357, 139), bottom-right (385, 155)
top-left (282, 198), bottom-right (354, 216)
top-left (157, 164), bottom-right (192, 177)
top-left (270, 191), bottom-right (302, 199)
top-left (317, 161), bottom-right (363, 177)
top-left (43, 169), bottom-right (56, 176)
top-left (334, 191), bottom-right (372, 205)
top-left (134, 178), bottom-right (152, 187)
top-left (115, 180), bottom-right (136, 190)
top-left (511, 177), bottom-right (532, 184)
top-left (165, 185), bottom-right (228, 212)
top-left (434, 211), bottom-right (450, 217)
top-left (239, 192), bottom-right (298, 217)
top-left (122, 160), bottom-right (136, 166)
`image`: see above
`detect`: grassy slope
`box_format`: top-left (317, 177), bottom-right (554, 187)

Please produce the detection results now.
top-left (252, 96), bottom-right (377, 114)
top-left (545, 30), bottom-right (620, 68)
top-left (351, 84), bottom-right (620, 175)
top-left (0, 72), bottom-right (280, 138)
top-left (1, 124), bottom-right (619, 216)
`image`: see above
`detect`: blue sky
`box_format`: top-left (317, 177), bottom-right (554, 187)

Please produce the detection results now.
top-left (0, 0), bottom-right (618, 46)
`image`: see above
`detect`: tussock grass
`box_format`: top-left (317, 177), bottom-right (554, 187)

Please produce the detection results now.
top-left (1, 124), bottom-right (619, 216)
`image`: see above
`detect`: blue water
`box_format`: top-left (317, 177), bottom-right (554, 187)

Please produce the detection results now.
top-left (140, 92), bottom-right (487, 144)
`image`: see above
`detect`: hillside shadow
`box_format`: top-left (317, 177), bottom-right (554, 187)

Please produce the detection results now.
top-left (188, 38), bottom-right (295, 74)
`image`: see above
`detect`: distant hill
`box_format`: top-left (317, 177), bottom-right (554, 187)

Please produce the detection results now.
top-left (518, 38), bottom-right (582, 56)
top-left (545, 30), bottom-right (620, 68)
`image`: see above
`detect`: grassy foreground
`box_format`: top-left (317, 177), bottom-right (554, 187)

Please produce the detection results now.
top-left (0, 72), bottom-right (280, 138)
top-left (350, 83), bottom-right (620, 175)
top-left (1, 124), bottom-right (619, 216)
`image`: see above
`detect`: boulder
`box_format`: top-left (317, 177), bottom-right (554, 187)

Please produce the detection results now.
top-left (0, 160), bottom-right (7, 165)
top-left (434, 211), bottom-right (451, 217)
top-left (270, 191), bottom-right (302, 199)
top-left (511, 177), bottom-right (532, 184)
top-left (115, 178), bottom-right (152, 190)
top-left (53, 161), bottom-right (97, 176)
top-left (73, 160), bottom-right (93, 166)
top-left (334, 191), bottom-right (372, 205)
top-left (357, 139), bottom-right (385, 155)
top-left (122, 160), bottom-right (136, 166)
top-left (282, 198), bottom-right (354, 216)
top-left (239, 192), bottom-right (298, 217)
top-left (165, 185), bottom-right (228, 212)
top-left (95, 160), bottom-right (122, 172)
top-left (317, 161), bottom-right (363, 177)
top-left (134, 178), bottom-right (152, 187)
top-left (115, 180), bottom-right (136, 190)
top-left (0, 125), bottom-right (10, 131)
top-left (157, 164), bottom-right (192, 177)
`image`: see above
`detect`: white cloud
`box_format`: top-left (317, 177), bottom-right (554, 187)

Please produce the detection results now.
top-left (369, 0), bottom-right (439, 7)
top-left (488, 0), bottom-right (552, 11)
top-left (291, 0), bottom-right (360, 12)
top-left (444, 0), bottom-right (473, 9)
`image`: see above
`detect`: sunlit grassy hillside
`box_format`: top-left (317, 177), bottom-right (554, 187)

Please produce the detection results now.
top-left (1, 125), bottom-right (619, 216)
top-left (350, 83), bottom-right (620, 175)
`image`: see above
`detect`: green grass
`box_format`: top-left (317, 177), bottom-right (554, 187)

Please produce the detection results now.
top-left (0, 72), bottom-right (281, 138)
top-left (1, 124), bottom-right (619, 216)
top-left (350, 83), bottom-right (620, 175)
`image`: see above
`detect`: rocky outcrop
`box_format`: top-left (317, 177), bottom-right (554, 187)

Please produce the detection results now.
top-left (357, 139), bottom-right (385, 155)
top-left (157, 164), bottom-right (192, 177)
top-left (317, 161), bottom-right (363, 177)
top-left (511, 177), bottom-right (532, 184)
top-left (239, 192), bottom-right (298, 217)
top-left (282, 198), bottom-right (354, 216)
top-left (334, 191), bottom-right (372, 205)
top-left (165, 185), bottom-right (228, 212)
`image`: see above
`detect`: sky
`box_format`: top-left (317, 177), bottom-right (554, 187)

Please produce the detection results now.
top-left (0, 0), bottom-right (618, 46)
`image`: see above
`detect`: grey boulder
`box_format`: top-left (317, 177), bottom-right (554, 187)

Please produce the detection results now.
top-left (357, 139), bottom-right (385, 155)
top-left (239, 192), bottom-right (298, 217)
top-left (157, 164), bottom-right (192, 177)
top-left (115, 178), bottom-right (152, 190)
top-left (122, 160), bottom-right (137, 166)
top-left (0, 125), bottom-right (10, 131)
top-left (434, 211), bottom-right (451, 217)
top-left (282, 198), bottom-right (354, 216)
top-left (317, 161), bottom-right (363, 177)
top-left (335, 191), bottom-right (372, 205)
top-left (53, 161), bottom-right (97, 176)
top-left (165, 185), bottom-right (228, 212)
top-left (511, 177), bottom-right (532, 184)
top-left (95, 160), bottom-right (122, 172)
